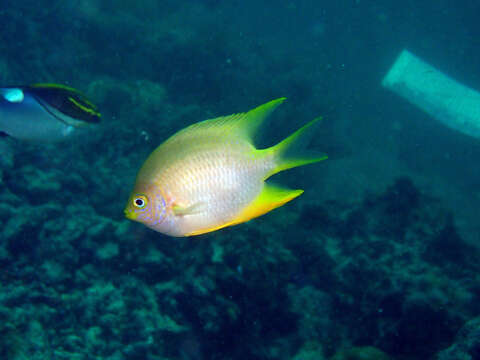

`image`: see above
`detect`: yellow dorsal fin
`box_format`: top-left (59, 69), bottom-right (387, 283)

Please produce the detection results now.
top-left (175, 98), bottom-right (286, 143)
top-left (30, 83), bottom-right (81, 93)
top-left (232, 97), bottom-right (286, 141)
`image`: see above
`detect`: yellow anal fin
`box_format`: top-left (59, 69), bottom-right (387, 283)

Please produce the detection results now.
top-left (185, 184), bottom-right (302, 237)
top-left (230, 183), bottom-right (303, 228)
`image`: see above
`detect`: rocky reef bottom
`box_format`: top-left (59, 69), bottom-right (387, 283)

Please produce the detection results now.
top-left (1, 177), bottom-right (479, 360)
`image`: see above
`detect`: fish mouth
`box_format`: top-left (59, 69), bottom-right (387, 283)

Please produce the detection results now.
top-left (124, 208), bottom-right (137, 220)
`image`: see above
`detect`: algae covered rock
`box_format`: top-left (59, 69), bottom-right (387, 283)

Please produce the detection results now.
top-left (330, 346), bottom-right (390, 360)
top-left (0, 141), bottom-right (14, 169)
top-left (288, 285), bottom-right (333, 343)
top-left (436, 317), bottom-right (480, 360)
top-left (292, 341), bottom-right (326, 360)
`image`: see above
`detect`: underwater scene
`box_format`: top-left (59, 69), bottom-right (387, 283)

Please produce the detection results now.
top-left (1, 0), bottom-right (480, 359)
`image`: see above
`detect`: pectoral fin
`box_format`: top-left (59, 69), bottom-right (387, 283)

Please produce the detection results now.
top-left (173, 202), bottom-right (205, 216)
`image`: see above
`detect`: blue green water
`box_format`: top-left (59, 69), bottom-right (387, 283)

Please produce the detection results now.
top-left (1, 1), bottom-right (480, 359)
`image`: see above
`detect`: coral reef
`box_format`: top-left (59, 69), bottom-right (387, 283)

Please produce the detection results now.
top-left (1, 157), bottom-right (479, 359)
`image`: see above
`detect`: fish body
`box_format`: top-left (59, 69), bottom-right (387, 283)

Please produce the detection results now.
top-left (0, 83), bottom-right (100, 142)
top-left (125, 98), bottom-right (326, 237)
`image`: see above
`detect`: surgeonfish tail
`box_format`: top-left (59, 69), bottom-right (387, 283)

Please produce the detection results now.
top-left (267, 116), bottom-right (327, 177)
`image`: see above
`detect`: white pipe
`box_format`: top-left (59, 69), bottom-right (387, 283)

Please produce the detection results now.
top-left (382, 49), bottom-right (480, 139)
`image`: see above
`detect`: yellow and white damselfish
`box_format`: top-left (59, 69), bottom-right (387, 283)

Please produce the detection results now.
top-left (124, 98), bottom-right (327, 237)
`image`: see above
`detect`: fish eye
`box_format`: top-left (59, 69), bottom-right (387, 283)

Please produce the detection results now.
top-left (133, 195), bottom-right (148, 208)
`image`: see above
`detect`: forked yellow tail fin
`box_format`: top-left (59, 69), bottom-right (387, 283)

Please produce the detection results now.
top-left (267, 117), bottom-right (327, 177)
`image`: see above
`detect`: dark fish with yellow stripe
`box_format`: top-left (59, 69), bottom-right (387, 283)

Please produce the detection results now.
top-left (0, 83), bottom-right (101, 142)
